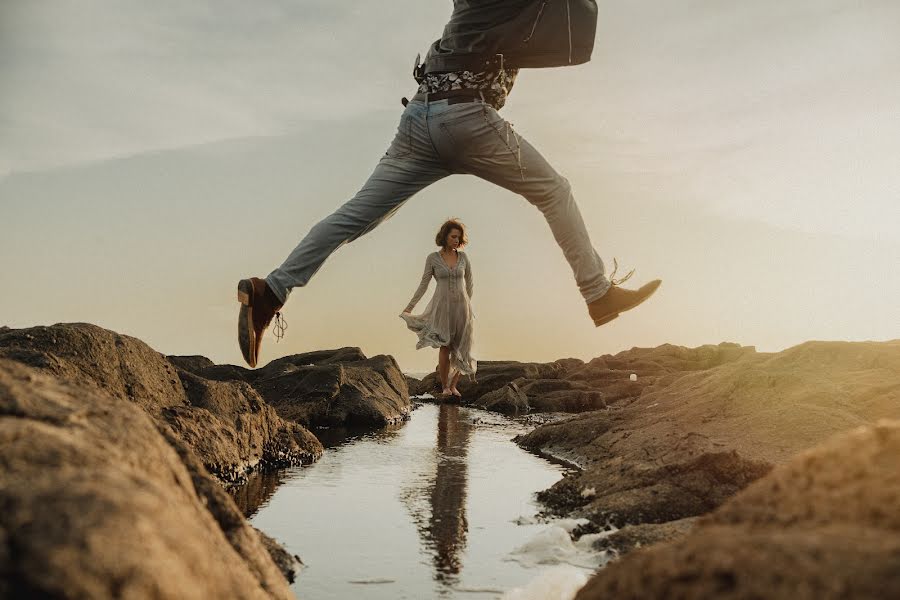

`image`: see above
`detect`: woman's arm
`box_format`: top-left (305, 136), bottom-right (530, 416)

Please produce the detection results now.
top-left (404, 255), bottom-right (434, 312)
top-left (464, 253), bottom-right (473, 299)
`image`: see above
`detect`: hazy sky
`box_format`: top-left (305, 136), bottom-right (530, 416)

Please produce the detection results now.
top-left (2, 0), bottom-right (898, 373)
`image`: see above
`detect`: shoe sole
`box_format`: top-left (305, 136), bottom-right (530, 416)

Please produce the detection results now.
top-left (237, 279), bottom-right (257, 368)
top-left (593, 280), bottom-right (661, 327)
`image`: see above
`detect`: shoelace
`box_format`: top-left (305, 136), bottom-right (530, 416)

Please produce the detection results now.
top-left (272, 312), bottom-right (287, 343)
top-left (609, 258), bottom-right (635, 286)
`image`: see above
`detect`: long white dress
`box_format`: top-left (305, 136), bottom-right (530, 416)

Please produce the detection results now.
top-left (400, 250), bottom-right (476, 378)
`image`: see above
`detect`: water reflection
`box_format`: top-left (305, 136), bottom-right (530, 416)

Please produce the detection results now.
top-left (403, 403), bottom-right (473, 592)
top-left (231, 469), bottom-right (288, 518)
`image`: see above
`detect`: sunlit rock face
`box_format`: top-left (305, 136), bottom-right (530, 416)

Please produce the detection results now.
top-left (250, 348), bottom-right (411, 429)
top-left (575, 420), bottom-right (900, 600)
top-left (0, 359), bottom-right (295, 599)
top-left (0, 323), bottom-right (323, 485)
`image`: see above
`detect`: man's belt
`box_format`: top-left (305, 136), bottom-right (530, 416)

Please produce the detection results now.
top-left (410, 90), bottom-right (485, 104)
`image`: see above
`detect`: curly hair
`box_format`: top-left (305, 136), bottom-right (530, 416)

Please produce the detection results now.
top-left (435, 219), bottom-right (468, 249)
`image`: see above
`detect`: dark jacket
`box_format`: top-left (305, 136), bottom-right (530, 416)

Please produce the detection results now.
top-left (423, 0), bottom-right (598, 74)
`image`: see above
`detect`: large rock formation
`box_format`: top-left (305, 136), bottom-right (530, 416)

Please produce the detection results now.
top-left (417, 343), bottom-right (755, 415)
top-left (519, 340), bottom-right (900, 528)
top-left (250, 348), bottom-right (411, 428)
top-left (0, 359), bottom-right (294, 599)
top-left (172, 347), bottom-right (412, 430)
top-left (0, 323), bottom-right (323, 485)
top-left (575, 420), bottom-right (900, 599)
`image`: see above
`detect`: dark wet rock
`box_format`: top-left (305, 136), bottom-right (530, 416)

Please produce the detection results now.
top-left (405, 374), bottom-right (423, 395)
top-left (170, 370), bottom-right (322, 484)
top-left (517, 378), bottom-right (606, 413)
top-left (575, 421), bottom-right (900, 600)
top-left (253, 348), bottom-right (410, 428)
top-left (536, 450), bottom-right (771, 525)
top-left (594, 518), bottom-right (698, 555)
top-left (420, 359), bottom-right (571, 401)
top-left (255, 528), bottom-right (303, 584)
top-left (0, 359), bottom-right (294, 599)
top-left (168, 354), bottom-right (216, 373)
top-left (474, 381), bottom-right (530, 414)
top-left (170, 354), bottom-right (253, 383)
top-left (0, 323), bottom-right (323, 485)
top-left (256, 346), bottom-right (368, 379)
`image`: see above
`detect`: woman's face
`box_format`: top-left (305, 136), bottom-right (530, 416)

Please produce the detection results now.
top-left (446, 228), bottom-right (462, 250)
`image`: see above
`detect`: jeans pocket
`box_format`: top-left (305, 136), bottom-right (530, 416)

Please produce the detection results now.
top-left (445, 105), bottom-right (522, 156)
top-left (385, 115), bottom-right (413, 158)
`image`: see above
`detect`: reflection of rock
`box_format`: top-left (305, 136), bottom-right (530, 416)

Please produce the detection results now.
top-left (251, 348), bottom-right (411, 429)
top-left (231, 470), bottom-right (290, 518)
top-left (575, 421), bottom-right (900, 599)
top-left (0, 323), bottom-right (323, 486)
top-left (0, 359), bottom-right (294, 599)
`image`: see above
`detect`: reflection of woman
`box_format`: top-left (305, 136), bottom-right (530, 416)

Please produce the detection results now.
top-left (401, 219), bottom-right (476, 397)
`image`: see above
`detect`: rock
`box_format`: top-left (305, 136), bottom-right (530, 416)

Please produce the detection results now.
top-left (253, 348), bottom-right (411, 428)
top-left (0, 323), bottom-right (323, 485)
top-left (593, 518), bottom-right (698, 555)
top-left (404, 374), bottom-right (423, 395)
top-left (168, 354), bottom-right (216, 374)
top-left (420, 360), bottom-right (570, 403)
top-left (475, 381), bottom-right (530, 414)
top-left (517, 378), bottom-right (607, 413)
top-left (255, 528), bottom-right (303, 584)
top-left (521, 340), bottom-right (900, 526)
top-left (170, 354), bottom-right (253, 383)
top-left (575, 420), bottom-right (900, 600)
top-left (0, 359), bottom-right (293, 599)
top-left (170, 369), bottom-right (322, 484)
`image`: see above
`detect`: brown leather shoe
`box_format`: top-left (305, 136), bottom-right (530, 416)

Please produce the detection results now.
top-left (237, 277), bottom-right (285, 368)
top-left (588, 279), bottom-right (661, 327)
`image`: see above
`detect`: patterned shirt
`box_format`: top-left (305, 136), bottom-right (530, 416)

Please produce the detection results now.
top-left (418, 68), bottom-right (519, 110)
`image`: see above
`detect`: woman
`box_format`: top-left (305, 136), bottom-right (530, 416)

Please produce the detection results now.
top-left (401, 219), bottom-right (475, 397)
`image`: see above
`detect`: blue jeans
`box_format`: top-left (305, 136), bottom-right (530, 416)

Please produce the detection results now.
top-left (266, 98), bottom-right (610, 304)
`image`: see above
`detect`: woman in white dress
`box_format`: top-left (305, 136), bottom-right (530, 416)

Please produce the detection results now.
top-left (400, 219), bottom-right (476, 397)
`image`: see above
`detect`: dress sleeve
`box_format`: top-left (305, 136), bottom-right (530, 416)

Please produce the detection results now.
top-left (464, 253), bottom-right (474, 299)
top-left (405, 255), bottom-right (434, 312)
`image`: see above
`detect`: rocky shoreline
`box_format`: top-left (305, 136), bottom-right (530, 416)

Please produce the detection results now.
top-left (0, 323), bottom-right (410, 598)
top-left (2, 323), bottom-right (898, 598)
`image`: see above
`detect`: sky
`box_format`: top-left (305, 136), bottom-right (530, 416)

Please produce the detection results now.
top-left (1, 0), bottom-right (898, 373)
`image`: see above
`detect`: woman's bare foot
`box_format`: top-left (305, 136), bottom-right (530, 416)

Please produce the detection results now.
top-left (441, 387), bottom-right (453, 397)
top-left (450, 387), bottom-right (462, 397)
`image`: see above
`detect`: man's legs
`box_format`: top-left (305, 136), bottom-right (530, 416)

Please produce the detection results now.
top-left (267, 103), bottom-right (452, 303)
top-left (432, 101), bottom-right (659, 322)
top-left (435, 103), bottom-right (609, 303)
top-left (265, 153), bottom-right (451, 303)
top-left (239, 102), bottom-right (451, 367)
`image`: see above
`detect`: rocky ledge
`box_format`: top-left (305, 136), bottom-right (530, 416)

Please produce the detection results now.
top-left (506, 340), bottom-right (900, 598)
top-left (0, 359), bottom-right (295, 599)
top-left (0, 322), bottom-right (412, 597)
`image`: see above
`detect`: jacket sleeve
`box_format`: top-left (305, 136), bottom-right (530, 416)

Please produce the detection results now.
top-left (405, 256), bottom-right (433, 312)
top-left (464, 253), bottom-right (474, 299)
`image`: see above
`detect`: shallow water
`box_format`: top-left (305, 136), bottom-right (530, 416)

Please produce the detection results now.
top-left (238, 402), bottom-right (601, 599)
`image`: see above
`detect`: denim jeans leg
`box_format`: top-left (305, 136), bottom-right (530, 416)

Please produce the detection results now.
top-left (441, 105), bottom-right (610, 303)
top-left (267, 107), bottom-right (451, 303)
